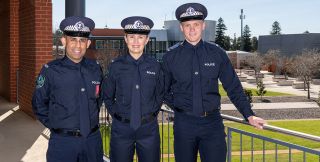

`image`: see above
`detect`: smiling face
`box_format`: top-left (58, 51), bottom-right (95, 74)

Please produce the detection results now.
top-left (180, 20), bottom-right (205, 45)
top-left (60, 36), bottom-right (91, 63)
top-left (124, 34), bottom-right (149, 59)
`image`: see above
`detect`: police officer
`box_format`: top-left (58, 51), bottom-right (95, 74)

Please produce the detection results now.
top-left (162, 3), bottom-right (266, 162)
top-left (102, 16), bottom-right (163, 162)
top-left (32, 16), bottom-right (103, 162)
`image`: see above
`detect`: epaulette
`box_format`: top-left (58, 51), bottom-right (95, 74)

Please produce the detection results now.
top-left (45, 59), bottom-right (61, 68)
top-left (206, 41), bottom-right (220, 47)
top-left (167, 42), bottom-right (182, 51)
top-left (110, 55), bottom-right (123, 64)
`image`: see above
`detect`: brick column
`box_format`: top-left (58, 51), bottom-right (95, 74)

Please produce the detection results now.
top-left (9, 0), bottom-right (19, 102)
top-left (19, 0), bottom-right (52, 117)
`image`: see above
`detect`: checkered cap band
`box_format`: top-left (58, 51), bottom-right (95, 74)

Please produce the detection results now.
top-left (63, 21), bottom-right (90, 32)
top-left (180, 7), bottom-right (204, 18)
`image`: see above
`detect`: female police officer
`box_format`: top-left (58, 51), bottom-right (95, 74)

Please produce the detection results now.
top-left (102, 16), bottom-right (163, 162)
top-left (32, 16), bottom-right (103, 162)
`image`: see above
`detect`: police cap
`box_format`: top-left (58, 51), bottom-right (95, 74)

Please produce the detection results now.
top-left (59, 16), bottom-right (95, 38)
top-left (175, 3), bottom-right (207, 22)
top-left (121, 16), bottom-right (154, 35)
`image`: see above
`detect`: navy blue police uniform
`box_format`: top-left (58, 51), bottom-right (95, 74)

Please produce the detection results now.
top-left (32, 16), bottom-right (103, 162)
top-left (102, 16), bottom-right (163, 162)
top-left (162, 3), bottom-right (255, 162)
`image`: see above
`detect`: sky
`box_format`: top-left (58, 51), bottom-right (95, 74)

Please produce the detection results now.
top-left (52, 0), bottom-right (320, 38)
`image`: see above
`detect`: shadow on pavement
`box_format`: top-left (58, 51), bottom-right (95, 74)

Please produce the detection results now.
top-left (0, 97), bottom-right (48, 162)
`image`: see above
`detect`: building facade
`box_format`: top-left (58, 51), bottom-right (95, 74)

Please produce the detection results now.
top-left (258, 33), bottom-right (320, 56)
top-left (89, 20), bottom-right (217, 61)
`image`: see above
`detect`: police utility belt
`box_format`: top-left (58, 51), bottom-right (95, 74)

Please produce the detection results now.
top-left (51, 125), bottom-right (99, 137)
top-left (113, 111), bottom-right (158, 124)
top-left (174, 107), bottom-right (220, 117)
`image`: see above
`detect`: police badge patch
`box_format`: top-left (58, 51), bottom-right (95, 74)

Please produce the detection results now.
top-left (36, 75), bottom-right (45, 88)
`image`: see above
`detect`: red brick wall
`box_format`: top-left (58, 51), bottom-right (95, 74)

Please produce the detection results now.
top-left (19, 0), bottom-right (52, 117)
top-left (0, 0), bottom-right (10, 100)
top-left (9, 0), bottom-right (19, 102)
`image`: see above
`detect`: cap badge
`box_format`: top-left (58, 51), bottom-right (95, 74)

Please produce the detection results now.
top-left (75, 21), bottom-right (85, 30)
top-left (133, 20), bottom-right (143, 29)
top-left (186, 7), bottom-right (196, 15)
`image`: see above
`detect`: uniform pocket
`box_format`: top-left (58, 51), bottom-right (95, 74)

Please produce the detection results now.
top-left (117, 74), bottom-right (132, 106)
top-left (141, 73), bottom-right (157, 98)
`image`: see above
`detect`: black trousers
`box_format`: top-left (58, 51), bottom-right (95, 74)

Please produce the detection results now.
top-left (173, 111), bottom-right (227, 162)
top-left (47, 130), bottom-right (103, 162)
top-left (110, 119), bottom-right (160, 162)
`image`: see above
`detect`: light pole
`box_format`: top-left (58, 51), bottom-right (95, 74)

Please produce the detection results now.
top-left (239, 9), bottom-right (245, 51)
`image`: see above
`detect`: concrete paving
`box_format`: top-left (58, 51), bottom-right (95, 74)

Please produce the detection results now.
top-left (222, 102), bottom-right (319, 110)
top-left (0, 97), bottom-right (48, 162)
top-left (239, 71), bottom-right (320, 98)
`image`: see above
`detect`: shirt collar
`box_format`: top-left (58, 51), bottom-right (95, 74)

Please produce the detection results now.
top-left (182, 39), bottom-right (204, 49)
top-left (62, 56), bottom-right (86, 67)
top-left (125, 53), bottom-right (145, 65)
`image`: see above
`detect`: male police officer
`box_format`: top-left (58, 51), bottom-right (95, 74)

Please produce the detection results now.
top-left (102, 16), bottom-right (163, 162)
top-left (162, 3), bottom-right (266, 162)
top-left (32, 16), bottom-right (103, 162)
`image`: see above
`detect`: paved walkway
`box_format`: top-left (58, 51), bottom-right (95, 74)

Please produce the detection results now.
top-left (222, 102), bottom-right (319, 110)
top-left (0, 97), bottom-right (48, 162)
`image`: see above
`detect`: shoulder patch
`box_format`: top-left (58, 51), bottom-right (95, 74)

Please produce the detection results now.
top-left (36, 75), bottom-right (45, 88)
top-left (167, 42), bottom-right (182, 51)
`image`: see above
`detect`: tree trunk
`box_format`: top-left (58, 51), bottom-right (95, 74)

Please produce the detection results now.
top-left (307, 81), bottom-right (310, 99)
top-left (303, 77), bottom-right (306, 91)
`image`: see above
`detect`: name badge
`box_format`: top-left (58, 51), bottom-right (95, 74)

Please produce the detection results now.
top-left (204, 62), bottom-right (215, 67)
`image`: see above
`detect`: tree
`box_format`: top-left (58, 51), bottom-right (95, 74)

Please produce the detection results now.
top-left (303, 30), bottom-right (310, 34)
top-left (256, 80), bottom-right (267, 100)
top-left (264, 49), bottom-right (281, 76)
top-left (242, 25), bottom-right (252, 52)
top-left (236, 37), bottom-right (242, 50)
top-left (246, 52), bottom-right (264, 83)
top-left (318, 89), bottom-right (320, 106)
top-left (251, 36), bottom-right (258, 51)
top-left (270, 21), bottom-right (281, 35)
top-left (96, 48), bottom-right (123, 75)
top-left (278, 56), bottom-right (293, 79)
top-left (289, 49), bottom-right (320, 99)
top-left (215, 17), bottom-right (229, 50)
top-left (223, 36), bottom-right (231, 51)
top-left (53, 29), bottom-right (63, 46)
top-left (230, 35), bottom-right (238, 50)
top-left (52, 29), bottom-right (63, 57)
top-left (244, 89), bottom-right (253, 107)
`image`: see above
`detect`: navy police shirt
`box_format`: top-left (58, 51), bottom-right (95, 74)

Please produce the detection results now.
top-left (102, 54), bottom-right (163, 119)
top-left (32, 56), bottom-right (102, 130)
top-left (162, 40), bottom-right (254, 119)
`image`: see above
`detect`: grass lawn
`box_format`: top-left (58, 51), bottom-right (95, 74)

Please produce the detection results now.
top-left (159, 152), bottom-right (320, 162)
top-left (101, 120), bottom-right (320, 156)
top-left (219, 84), bottom-right (293, 96)
top-left (224, 120), bottom-right (320, 151)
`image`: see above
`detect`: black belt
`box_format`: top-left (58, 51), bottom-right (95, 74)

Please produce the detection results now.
top-left (52, 125), bottom-right (99, 137)
top-left (174, 107), bottom-right (220, 117)
top-left (113, 112), bottom-right (158, 124)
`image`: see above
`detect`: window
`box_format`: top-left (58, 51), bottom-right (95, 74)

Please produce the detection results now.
top-left (96, 40), bottom-right (104, 49)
